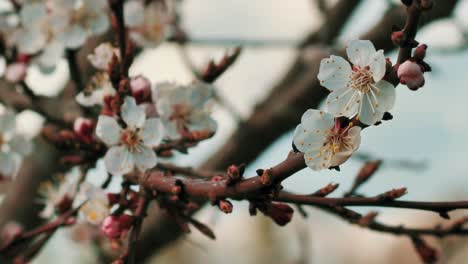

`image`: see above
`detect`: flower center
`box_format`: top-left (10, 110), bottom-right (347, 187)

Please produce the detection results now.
top-left (169, 104), bottom-right (191, 131)
top-left (120, 128), bottom-right (142, 152)
top-left (350, 66), bottom-right (374, 93)
top-left (316, 123), bottom-right (355, 166)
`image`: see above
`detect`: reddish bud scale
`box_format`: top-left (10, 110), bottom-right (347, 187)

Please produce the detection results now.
top-left (414, 44), bottom-right (427, 61)
top-left (73, 118), bottom-right (95, 144)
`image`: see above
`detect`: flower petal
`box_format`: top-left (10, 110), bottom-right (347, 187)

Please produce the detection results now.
top-left (346, 40), bottom-right (376, 67)
top-left (373, 80), bottom-right (395, 112)
top-left (326, 87), bottom-right (360, 118)
top-left (331, 126), bottom-right (361, 166)
top-left (124, 0), bottom-right (145, 27)
top-left (304, 148), bottom-right (331, 171)
top-left (369, 50), bottom-right (386, 82)
top-left (317, 55), bottom-right (352, 91)
top-left (300, 109), bottom-right (335, 131)
top-left (96, 116), bottom-right (121, 146)
top-left (359, 93), bottom-right (384, 125)
top-left (60, 24), bottom-right (87, 49)
top-left (133, 145), bottom-right (157, 172)
top-left (122, 96), bottom-right (146, 128)
top-left (104, 146), bottom-right (134, 175)
top-left (293, 124), bottom-right (327, 153)
top-left (140, 118), bottom-right (163, 147)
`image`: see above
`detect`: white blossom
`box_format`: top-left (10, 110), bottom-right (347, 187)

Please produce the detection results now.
top-left (124, 0), bottom-right (169, 48)
top-left (154, 81), bottom-right (217, 140)
top-left (96, 96), bottom-right (163, 175)
top-left (87, 42), bottom-right (119, 71)
top-left (52, 0), bottom-right (109, 49)
top-left (318, 40), bottom-right (395, 125)
top-left (16, 2), bottom-right (64, 72)
top-left (75, 72), bottom-right (116, 107)
top-left (75, 182), bottom-right (109, 225)
top-left (38, 168), bottom-right (81, 219)
top-left (0, 109), bottom-right (33, 177)
top-left (293, 109), bottom-right (361, 171)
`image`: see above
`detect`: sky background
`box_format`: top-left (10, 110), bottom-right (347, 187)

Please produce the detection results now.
top-left (15, 0), bottom-right (468, 263)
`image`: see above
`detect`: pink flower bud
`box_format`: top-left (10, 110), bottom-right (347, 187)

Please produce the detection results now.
top-left (414, 44), bottom-right (427, 61)
top-left (5, 63), bottom-right (27, 83)
top-left (397, 60), bottom-right (425, 90)
top-left (101, 215), bottom-right (121, 239)
top-left (130, 75), bottom-right (152, 103)
top-left (73, 117), bottom-right (95, 144)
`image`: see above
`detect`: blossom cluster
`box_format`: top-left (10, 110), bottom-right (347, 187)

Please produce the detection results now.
top-left (0, 0), bottom-right (170, 81)
top-left (293, 40), bottom-right (396, 171)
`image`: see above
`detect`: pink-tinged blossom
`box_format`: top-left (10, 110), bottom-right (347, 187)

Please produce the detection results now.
top-left (5, 62), bottom-right (27, 83)
top-left (293, 109), bottom-right (361, 171)
top-left (130, 75), bottom-right (152, 103)
top-left (318, 40), bottom-right (396, 125)
top-left (398, 60), bottom-right (425, 90)
top-left (96, 97), bottom-right (163, 175)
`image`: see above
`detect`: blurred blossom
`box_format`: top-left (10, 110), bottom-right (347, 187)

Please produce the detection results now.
top-left (52, 0), bottom-right (109, 49)
top-left (124, 0), bottom-right (169, 48)
top-left (38, 168), bottom-right (81, 219)
top-left (5, 62), bottom-right (27, 82)
top-left (87, 42), bottom-right (119, 71)
top-left (75, 72), bottom-right (116, 107)
top-left (154, 81), bottom-right (217, 140)
top-left (0, 109), bottom-right (33, 177)
top-left (76, 182), bottom-right (110, 225)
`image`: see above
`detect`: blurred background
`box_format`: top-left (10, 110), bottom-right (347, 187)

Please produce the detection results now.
top-left (3, 0), bottom-right (468, 263)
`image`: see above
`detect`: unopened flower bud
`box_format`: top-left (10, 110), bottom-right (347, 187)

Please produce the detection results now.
top-left (73, 117), bottom-right (94, 144)
top-left (266, 203), bottom-right (294, 226)
top-left (397, 60), bottom-right (425, 90)
top-left (391, 30), bottom-right (405, 46)
top-left (118, 214), bottom-right (134, 229)
top-left (5, 63), bottom-right (27, 83)
top-left (130, 75), bottom-right (152, 103)
top-left (227, 165), bottom-right (240, 181)
top-left (414, 44), bottom-right (428, 61)
top-left (218, 199), bottom-right (233, 214)
top-left (101, 215), bottom-right (121, 239)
